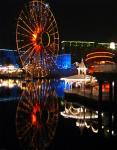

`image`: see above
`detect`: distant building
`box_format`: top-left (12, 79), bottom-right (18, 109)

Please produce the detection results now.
top-left (0, 49), bottom-right (74, 77)
top-left (85, 48), bottom-right (116, 67)
top-left (0, 49), bottom-right (20, 67)
top-left (77, 59), bottom-right (87, 78)
top-left (61, 41), bottom-right (117, 63)
top-left (0, 49), bottom-right (21, 76)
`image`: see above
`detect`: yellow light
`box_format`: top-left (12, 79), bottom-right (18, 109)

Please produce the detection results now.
top-left (85, 55), bottom-right (112, 61)
top-left (32, 33), bottom-right (37, 39)
top-left (110, 42), bottom-right (115, 49)
top-left (105, 61), bottom-right (115, 64)
top-left (91, 126), bottom-right (98, 133)
top-left (86, 52), bottom-right (113, 57)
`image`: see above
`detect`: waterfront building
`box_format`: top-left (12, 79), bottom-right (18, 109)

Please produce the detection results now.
top-left (77, 58), bottom-right (87, 78)
top-left (61, 41), bottom-right (117, 63)
top-left (85, 48), bottom-right (116, 67)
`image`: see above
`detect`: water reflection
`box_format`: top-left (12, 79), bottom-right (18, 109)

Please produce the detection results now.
top-left (0, 79), bottom-right (67, 100)
top-left (1, 79), bottom-right (117, 149)
top-left (61, 101), bottom-right (117, 137)
top-left (16, 80), bottom-right (59, 150)
top-left (0, 79), bottom-right (22, 101)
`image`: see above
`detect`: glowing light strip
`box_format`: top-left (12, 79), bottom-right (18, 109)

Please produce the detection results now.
top-left (42, 7), bottom-right (48, 29)
top-left (19, 42), bottom-right (34, 50)
top-left (85, 122), bottom-right (90, 128)
top-left (61, 41), bottom-right (117, 46)
top-left (19, 17), bottom-right (34, 33)
top-left (61, 41), bottom-right (95, 44)
top-left (85, 56), bottom-right (113, 61)
top-left (99, 42), bottom-right (110, 45)
top-left (76, 121), bottom-right (98, 134)
top-left (91, 126), bottom-right (98, 133)
top-left (21, 46), bottom-right (35, 65)
top-left (0, 49), bottom-right (17, 52)
top-left (21, 10), bottom-right (28, 21)
top-left (48, 23), bottom-right (57, 33)
top-left (86, 52), bottom-right (114, 57)
top-left (76, 122), bottom-right (85, 127)
top-left (47, 19), bottom-right (55, 31)
top-left (22, 9), bottom-right (35, 29)
top-left (29, 4), bottom-right (38, 28)
top-left (18, 24), bottom-right (32, 35)
top-left (49, 32), bottom-right (58, 36)
top-left (0, 97), bottom-right (20, 102)
top-left (20, 46), bottom-right (32, 61)
top-left (69, 106), bottom-right (80, 115)
top-left (104, 61), bottom-right (115, 64)
top-left (20, 47), bottom-right (33, 62)
top-left (60, 111), bottom-right (98, 119)
top-left (48, 48), bottom-right (55, 55)
top-left (60, 78), bottom-right (90, 82)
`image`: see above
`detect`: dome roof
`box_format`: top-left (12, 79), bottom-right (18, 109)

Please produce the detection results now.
top-left (85, 48), bottom-right (115, 66)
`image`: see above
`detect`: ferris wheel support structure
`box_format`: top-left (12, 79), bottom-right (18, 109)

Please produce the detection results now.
top-left (16, 0), bottom-right (59, 78)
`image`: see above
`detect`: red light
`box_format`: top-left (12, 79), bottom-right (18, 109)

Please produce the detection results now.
top-left (35, 45), bottom-right (42, 53)
top-left (31, 103), bottom-right (42, 128)
top-left (31, 26), bottom-right (43, 54)
top-left (88, 66), bottom-right (95, 74)
top-left (102, 83), bottom-right (110, 92)
top-left (32, 114), bottom-right (37, 125)
top-left (33, 103), bottom-right (40, 114)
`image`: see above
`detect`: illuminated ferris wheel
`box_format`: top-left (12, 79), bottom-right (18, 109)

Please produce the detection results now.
top-left (16, 0), bottom-right (59, 77)
top-left (16, 80), bottom-right (59, 149)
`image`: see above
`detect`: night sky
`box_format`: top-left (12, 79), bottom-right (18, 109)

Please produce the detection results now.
top-left (0, 0), bottom-right (116, 49)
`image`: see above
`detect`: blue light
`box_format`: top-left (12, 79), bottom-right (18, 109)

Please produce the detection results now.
top-left (50, 80), bottom-right (65, 98)
top-left (0, 49), bottom-right (20, 68)
top-left (56, 54), bottom-right (71, 69)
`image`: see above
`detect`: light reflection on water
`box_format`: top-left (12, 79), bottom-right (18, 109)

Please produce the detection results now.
top-left (0, 79), bottom-right (64, 150)
top-left (16, 80), bottom-right (59, 150)
top-left (0, 79), bottom-right (66, 100)
top-left (60, 101), bottom-right (117, 138)
top-left (0, 79), bottom-right (117, 149)
top-left (0, 79), bottom-right (22, 101)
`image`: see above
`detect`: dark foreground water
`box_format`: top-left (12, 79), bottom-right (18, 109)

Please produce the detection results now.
top-left (0, 79), bottom-right (117, 150)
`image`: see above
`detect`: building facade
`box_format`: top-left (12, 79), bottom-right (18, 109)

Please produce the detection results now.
top-left (61, 41), bottom-right (117, 63)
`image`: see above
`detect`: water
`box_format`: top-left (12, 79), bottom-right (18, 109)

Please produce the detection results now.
top-left (0, 79), bottom-right (117, 149)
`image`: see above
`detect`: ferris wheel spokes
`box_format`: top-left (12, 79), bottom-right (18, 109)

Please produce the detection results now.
top-left (16, 0), bottom-right (59, 78)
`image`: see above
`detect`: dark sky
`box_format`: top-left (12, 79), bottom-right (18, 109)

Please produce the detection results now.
top-left (0, 0), bottom-right (116, 49)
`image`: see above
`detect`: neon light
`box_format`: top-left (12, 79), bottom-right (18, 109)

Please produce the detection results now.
top-left (110, 42), bottom-right (115, 49)
top-left (85, 56), bottom-right (113, 61)
top-left (91, 126), bottom-right (98, 133)
top-left (31, 103), bottom-right (42, 128)
top-left (86, 52), bottom-right (114, 57)
top-left (104, 61), bottom-right (115, 64)
top-left (32, 33), bottom-right (37, 39)
top-left (56, 54), bottom-right (71, 69)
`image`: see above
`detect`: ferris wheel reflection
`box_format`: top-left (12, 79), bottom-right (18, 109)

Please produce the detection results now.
top-left (16, 79), bottom-right (59, 150)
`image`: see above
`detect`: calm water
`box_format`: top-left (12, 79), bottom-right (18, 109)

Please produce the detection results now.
top-left (0, 79), bottom-right (117, 150)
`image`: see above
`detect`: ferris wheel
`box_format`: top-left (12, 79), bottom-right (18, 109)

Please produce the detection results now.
top-left (16, 0), bottom-right (59, 77)
top-left (16, 80), bottom-right (59, 149)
